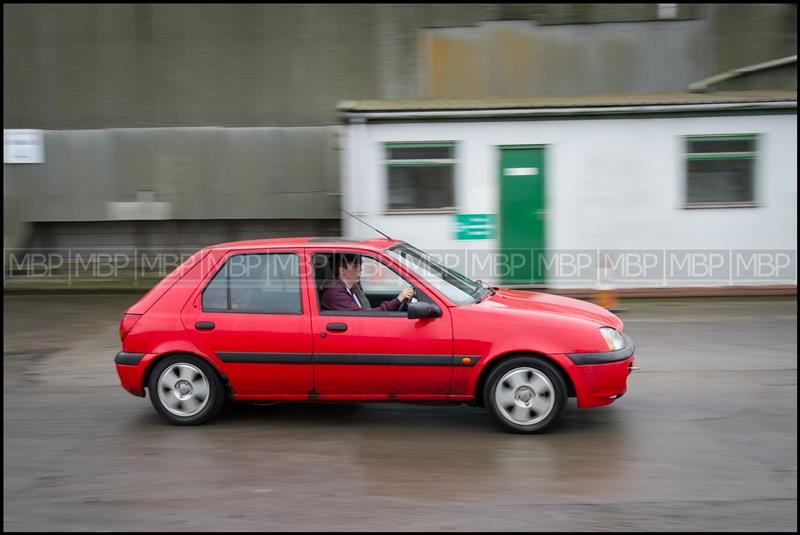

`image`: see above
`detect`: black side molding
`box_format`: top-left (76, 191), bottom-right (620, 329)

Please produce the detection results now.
top-left (209, 352), bottom-right (480, 366)
top-left (115, 352), bottom-right (145, 366)
top-left (566, 333), bottom-right (636, 365)
top-left (217, 352), bottom-right (314, 364)
top-left (315, 354), bottom-right (452, 366)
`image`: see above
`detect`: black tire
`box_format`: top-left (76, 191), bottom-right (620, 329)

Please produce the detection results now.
top-left (147, 354), bottom-right (226, 425)
top-left (483, 356), bottom-right (568, 434)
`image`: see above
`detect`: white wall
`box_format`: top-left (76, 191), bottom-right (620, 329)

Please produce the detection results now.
top-left (343, 113), bottom-right (797, 287)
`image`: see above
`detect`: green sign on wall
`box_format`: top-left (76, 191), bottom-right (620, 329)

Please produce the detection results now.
top-left (454, 213), bottom-right (497, 240)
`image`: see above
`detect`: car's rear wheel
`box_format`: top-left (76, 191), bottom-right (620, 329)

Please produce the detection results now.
top-left (484, 356), bottom-right (568, 433)
top-left (147, 355), bottom-right (225, 425)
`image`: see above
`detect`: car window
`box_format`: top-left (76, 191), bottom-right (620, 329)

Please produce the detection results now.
top-left (359, 256), bottom-right (407, 293)
top-left (202, 253), bottom-right (302, 314)
top-left (386, 243), bottom-right (480, 305)
top-left (312, 251), bottom-right (431, 314)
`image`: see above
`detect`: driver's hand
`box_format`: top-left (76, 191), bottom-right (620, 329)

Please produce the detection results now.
top-left (397, 287), bottom-right (414, 302)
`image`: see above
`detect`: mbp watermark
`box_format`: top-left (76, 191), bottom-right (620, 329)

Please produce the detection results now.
top-left (4, 247), bottom-right (199, 286)
top-left (666, 250), bottom-right (729, 284)
top-left (5, 252), bottom-right (66, 277)
top-left (138, 252), bottom-right (195, 277)
top-left (733, 250), bottom-right (795, 282)
top-left (599, 250), bottom-right (664, 284)
top-left (541, 251), bottom-right (597, 283)
top-left (417, 248), bottom-right (795, 286)
top-left (3, 247), bottom-right (797, 288)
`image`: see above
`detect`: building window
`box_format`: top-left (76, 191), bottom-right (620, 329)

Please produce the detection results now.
top-left (685, 134), bottom-right (758, 207)
top-left (202, 253), bottom-right (302, 314)
top-left (385, 142), bottom-right (456, 211)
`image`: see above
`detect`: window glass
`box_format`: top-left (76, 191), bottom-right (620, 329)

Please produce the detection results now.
top-left (685, 135), bottom-right (757, 205)
top-left (386, 142), bottom-right (456, 210)
top-left (312, 252), bottom-right (431, 313)
top-left (687, 158), bottom-right (754, 204)
top-left (388, 165), bottom-right (454, 209)
top-left (387, 145), bottom-right (453, 160)
top-left (359, 256), bottom-right (408, 293)
top-left (202, 253), bottom-right (301, 314)
top-left (202, 261), bottom-right (228, 310)
top-left (687, 138), bottom-right (755, 154)
top-left (386, 243), bottom-right (480, 306)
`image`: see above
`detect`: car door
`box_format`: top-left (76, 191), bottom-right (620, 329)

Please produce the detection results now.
top-left (181, 248), bottom-right (313, 399)
top-left (307, 248), bottom-right (454, 400)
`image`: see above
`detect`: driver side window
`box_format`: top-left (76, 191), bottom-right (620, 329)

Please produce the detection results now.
top-left (312, 252), bottom-right (430, 314)
top-left (359, 256), bottom-right (407, 294)
top-left (354, 254), bottom-right (433, 311)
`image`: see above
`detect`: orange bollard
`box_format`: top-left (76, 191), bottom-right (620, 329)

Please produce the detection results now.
top-left (594, 288), bottom-right (620, 312)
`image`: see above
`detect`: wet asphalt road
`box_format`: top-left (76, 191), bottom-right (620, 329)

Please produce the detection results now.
top-left (3, 294), bottom-right (797, 531)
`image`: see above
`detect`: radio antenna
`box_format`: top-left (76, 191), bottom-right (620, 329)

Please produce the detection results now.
top-left (342, 209), bottom-right (392, 240)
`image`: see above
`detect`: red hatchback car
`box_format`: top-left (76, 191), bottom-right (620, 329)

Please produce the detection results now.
top-left (115, 237), bottom-right (636, 433)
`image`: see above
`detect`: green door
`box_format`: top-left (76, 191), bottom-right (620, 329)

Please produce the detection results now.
top-left (499, 146), bottom-right (546, 284)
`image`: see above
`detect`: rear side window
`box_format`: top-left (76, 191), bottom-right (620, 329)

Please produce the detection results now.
top-left (202, 253), bottom-right (302, 314)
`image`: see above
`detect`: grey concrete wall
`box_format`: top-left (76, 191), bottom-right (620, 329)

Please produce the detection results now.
top-left (24, 219), bottom-right (341, 251)
top-left (3, 126), bottom-right (341, 222)
top-left (422, 19), bottom-right (712, 97)
top-left (3, 4), bottom-right (498, 128)
top-left (706, 4), bottom-right (797, 74)
top-left (4, 4), bottom-right (795, 129)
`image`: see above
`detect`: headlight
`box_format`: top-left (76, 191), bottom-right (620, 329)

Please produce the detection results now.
top-left (599, 327), bottom-right (625, 351)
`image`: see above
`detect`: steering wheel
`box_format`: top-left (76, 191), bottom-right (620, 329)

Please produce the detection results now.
top-left (398, 288), bottom-right (415, 312)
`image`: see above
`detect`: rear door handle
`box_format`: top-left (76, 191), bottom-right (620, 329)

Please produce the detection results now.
top-left (326, 323), bottom-right (348, 332)
top-left (195, 321), bottom-right (215, 331)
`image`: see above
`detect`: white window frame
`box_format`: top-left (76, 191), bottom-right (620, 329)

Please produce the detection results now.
top-left (384, 141), bottom-right (458, 214)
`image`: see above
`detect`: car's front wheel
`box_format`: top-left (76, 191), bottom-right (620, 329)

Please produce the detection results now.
top-left (484, 356), bottom-right (568, 433)
top-left (147, 355), bottom-right (226, 425)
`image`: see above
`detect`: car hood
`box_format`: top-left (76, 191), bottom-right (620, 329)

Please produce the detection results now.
top-left (479, 289), bottom-right (624, 331)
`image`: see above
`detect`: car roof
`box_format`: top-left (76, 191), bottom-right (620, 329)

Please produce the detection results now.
top-left (210, 236), bottom-right (402, 252)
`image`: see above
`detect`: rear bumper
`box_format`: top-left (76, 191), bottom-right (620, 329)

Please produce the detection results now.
top-left (562, 334), bottom-right (636, 408)
top-left (114, 352), bottom-right (156, 397)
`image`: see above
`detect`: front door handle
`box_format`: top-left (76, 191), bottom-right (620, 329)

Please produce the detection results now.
top-left (195, 321), bottom-right (215, 331)
top-left (326, 323), bottom-right (348, 332)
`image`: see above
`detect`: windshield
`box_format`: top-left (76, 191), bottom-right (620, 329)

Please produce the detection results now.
top-left (386, 243), bottom-right (486, 305)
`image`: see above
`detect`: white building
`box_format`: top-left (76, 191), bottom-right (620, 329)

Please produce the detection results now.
top-left (339, 91), bottom-right (797, 291)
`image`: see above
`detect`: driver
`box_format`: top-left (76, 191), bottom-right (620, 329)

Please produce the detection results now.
top-left (321, 253), bottom-right (413, 312)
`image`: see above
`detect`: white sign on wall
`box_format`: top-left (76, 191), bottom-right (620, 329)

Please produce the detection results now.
top-left (4, 129), bottom-right (45, 164)
top-left (504, 167), bottom-right (538, 176)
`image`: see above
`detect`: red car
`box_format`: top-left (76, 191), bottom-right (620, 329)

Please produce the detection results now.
top-left (115, 238), bottom-right (635, 433)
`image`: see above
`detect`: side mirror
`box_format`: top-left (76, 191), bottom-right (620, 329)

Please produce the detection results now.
top-left (407, 301), bottom-right (442, 319)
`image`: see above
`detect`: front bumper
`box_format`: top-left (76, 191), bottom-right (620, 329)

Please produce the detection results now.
top-left (563, 333), bottom-right (636, 408)
top-left (566, 333), bottom-right (635, 365)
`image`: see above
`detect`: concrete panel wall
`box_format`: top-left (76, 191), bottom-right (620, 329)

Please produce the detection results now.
top-left (25, 219), bottom-right (341, 251)
top-left (423, 19), bottom-right (712, 97)
top-left (4, 4), bottom-right (796, 129)
top-left (4, 126), bottom-right (341, 222)
top-left (707, 4), bottom-right (798, 73)
top-left (2, 4), bottom-right (497, 128)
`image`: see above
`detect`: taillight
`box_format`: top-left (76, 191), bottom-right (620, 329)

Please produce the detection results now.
top-left (119, 313), bottom-right (143, 341)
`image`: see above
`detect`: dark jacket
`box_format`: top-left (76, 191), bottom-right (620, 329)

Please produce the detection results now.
top-left (321, 279), bottom-right (401, 312)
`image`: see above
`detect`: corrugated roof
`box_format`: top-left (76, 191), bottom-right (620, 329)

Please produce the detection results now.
top-left (338, 90), bottom-right (797, 112)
